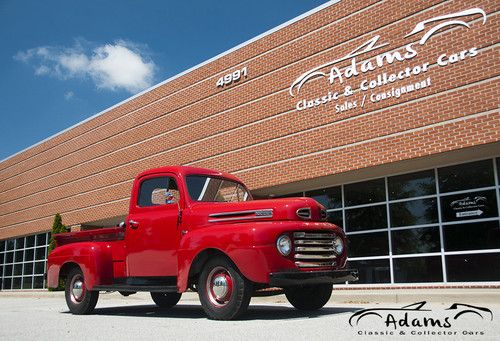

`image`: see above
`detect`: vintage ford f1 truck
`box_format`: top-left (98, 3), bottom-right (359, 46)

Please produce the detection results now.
top-left (47, 166), bottom-right (357, 320)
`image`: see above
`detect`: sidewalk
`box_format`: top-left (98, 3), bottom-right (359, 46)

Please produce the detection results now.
top-left (1, 288), bottom-right (499, 304)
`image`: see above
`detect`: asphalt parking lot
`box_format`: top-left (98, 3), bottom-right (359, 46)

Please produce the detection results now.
top-left (0, 290), bottom-right (499, 340)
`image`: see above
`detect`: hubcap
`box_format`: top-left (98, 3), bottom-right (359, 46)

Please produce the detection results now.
top-left (206, 266), bottom-right (233, 307)
top-left (70, 275), bottom-right (85, 303)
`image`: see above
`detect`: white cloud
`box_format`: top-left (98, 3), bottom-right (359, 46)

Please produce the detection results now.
top-left (35, 65), bottom-right (50, 76)
top-left (64, 91), bottom-right (74, 100)
top-left (14, 40), bottom-right (156, 94)
top-left (59, 53), bottom-right (89, 75)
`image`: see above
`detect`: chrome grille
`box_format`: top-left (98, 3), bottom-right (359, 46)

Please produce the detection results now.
top-left (293, 231), bottom-right (336, 268)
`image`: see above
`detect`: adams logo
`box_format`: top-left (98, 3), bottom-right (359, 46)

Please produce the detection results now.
top-left (290, 8), bottom-right (487, 112)
top-left (349, 301), bottom-right (493, 337)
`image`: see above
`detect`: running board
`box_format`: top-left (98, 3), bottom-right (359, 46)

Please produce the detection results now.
top-left (93, 285), bottom-right (178, 293)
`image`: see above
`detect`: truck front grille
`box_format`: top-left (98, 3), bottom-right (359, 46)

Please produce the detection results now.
top-left (293, 231), bottom-right (336, 268)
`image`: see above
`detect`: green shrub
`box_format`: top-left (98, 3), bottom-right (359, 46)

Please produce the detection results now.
top-left (48, 213), bottom-right (67, 291)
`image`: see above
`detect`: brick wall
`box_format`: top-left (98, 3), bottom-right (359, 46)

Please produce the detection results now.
top-left (0, 0), bottom-right (498, 239)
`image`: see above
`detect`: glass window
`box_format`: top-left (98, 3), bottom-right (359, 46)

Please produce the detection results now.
top-left (305, 186), bottom-right (342, 209)
top-left (4, 264), bottom-right (12, 277)
top-left (347, 259), bottom-right (390, 284)
top-left (5, 251), bottom-right (13, 264)
top-left (0, 240), bottom-right (5, 252)
top-left (0, 264), bottom-right (3, 277)
top-left (14, 250), bottom-right (24, 263)
top-left (34, 261), bottom-right (46, 275)
top-left (24, 262), bottom-right (33, 275)
top-left (186, 176), bottom-right (250, 202)
top-left (6, 239), bottom-right (14, 251)
top-left (3, 277), bottom-right (12, 290)
top-left (25, 235), bottom-right (35, 248)
top-left (326, 211), bottom-right (343, 228)
top-left (36, 233), bottom-right (47, 246)
top-left (438, 159), bottom-right (494, 193)
top-left (35, 247), bottom-right (46, 261)
top-left (24, 248), bottom-right (34, 262)
top-left (446, 253), bottom-right (500, 282)
top-left (344, 178), bottom-right (385, 206)
top-left (444, 221), bottom-right (500, 251)
top-left (15, 237), bottom-right (25, 249)
top-left (138, 177), bottom-right (169, 207)
top-left (393, 256), bottom-right (443, 283)
top-left (278, 192), bottom-right (304, 198)
top-left (497, 158), bottom-right (500, 182)
top-left (33, 276), bottom-right (44, 289)
top-left (440, 189), bottom-right (498, 222)
top-left (22, 277), bottom-right (33, 290)
top-left (392, 227), bottom-right (440, 254)
top-left (388, 170), bottom-right (436, 200)
top-left (347, 232), bottom-right (389, 257)
top-left (14, 263), bottom-right (23, 276)
top-left (390, 198), bottom-right (438, 227)
top-left (12, 277), bottom-right (22, 289)
top-left (345, 204), bottom-right (387, 232)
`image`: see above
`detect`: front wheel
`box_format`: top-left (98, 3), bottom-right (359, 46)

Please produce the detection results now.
top-left (285, 284), bottom-right (332, 310)
top-left (151, 292), bottom-right (182, 308)
top-left (198, 256), bottom-right (252, 320)
top-left (65, 267), bottom-right (99, 314)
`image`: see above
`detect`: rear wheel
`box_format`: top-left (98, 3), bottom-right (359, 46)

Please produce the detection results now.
top-left (151, 292), bottom-right (182, 308)
top-left (198, 256), bottom-right (252, 320)
top-left (65, 267), bottom-right (99, 314)
top-left (285, 284), bottom-right (332, 310)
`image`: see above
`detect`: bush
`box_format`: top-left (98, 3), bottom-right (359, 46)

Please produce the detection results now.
top-left (48, 213), bottom-right (67, 290)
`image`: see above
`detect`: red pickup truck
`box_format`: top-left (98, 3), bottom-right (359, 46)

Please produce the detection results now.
top-left (47, 166), bottom-right (357, 320)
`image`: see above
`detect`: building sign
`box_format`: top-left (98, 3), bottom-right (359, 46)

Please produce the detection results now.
top-left (440, 190), bottom-right (498, 222)
top-left (450, 196), bottom-right (487, 218)
top-left (216, 66), bottom-right (248, 88)
top-left (289, 8), bottom-right (487, 112)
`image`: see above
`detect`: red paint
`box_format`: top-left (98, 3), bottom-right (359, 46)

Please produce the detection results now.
top-left (48, 166), bottom-right (349, 291)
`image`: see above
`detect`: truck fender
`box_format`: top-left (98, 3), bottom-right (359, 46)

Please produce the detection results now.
top-left (177, 225), bottom-right (271, 292)
top-left (47, 242), bottom-right (114, 290)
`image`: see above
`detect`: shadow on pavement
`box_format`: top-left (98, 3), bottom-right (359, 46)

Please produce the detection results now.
top-left (72, 304), bottom-right (360, 321)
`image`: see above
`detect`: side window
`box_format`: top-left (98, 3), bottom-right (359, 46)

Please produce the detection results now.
top-left (138, 177), bottom-right (179, 207)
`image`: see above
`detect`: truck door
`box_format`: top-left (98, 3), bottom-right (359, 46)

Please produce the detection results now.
top-left (125, 174), bottom-right (181, 277)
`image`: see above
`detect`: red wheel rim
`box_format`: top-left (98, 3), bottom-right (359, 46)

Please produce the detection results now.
top-left (206, 266), bottom-right (233, 307)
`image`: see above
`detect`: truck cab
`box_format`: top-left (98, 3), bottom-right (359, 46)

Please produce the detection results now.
top-left (47, 166), bottom-right (357, 320)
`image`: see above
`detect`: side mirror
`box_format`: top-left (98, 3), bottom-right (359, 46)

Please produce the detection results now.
top-left (165, 191), bottom-right (175, 204)
top-left (151, 188), bottom-right (179, 205)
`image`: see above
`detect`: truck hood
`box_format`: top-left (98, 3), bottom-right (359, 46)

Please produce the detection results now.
top-left (187, 197), bottom-right (326, 225)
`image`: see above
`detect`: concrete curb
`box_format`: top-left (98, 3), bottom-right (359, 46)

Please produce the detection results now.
top-left (329, 288), bottom-right (500, 304)
top-left (1, 288), bottom-right (499, 305)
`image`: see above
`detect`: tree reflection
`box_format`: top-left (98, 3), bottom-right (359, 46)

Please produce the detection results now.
top-left (392, 227), bottom-right (440, 254)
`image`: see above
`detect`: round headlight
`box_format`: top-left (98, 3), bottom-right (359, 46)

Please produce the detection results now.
top-left (333, 236), bottom-right (344, 255)
top-left (276, 235), bottom-right (292, 256)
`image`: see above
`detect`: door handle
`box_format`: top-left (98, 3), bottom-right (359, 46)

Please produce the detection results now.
top-left (129, 220), bottom-right (139, 229)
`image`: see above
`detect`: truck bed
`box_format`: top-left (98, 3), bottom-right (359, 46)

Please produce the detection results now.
top-left (54, 227), bottom-right (125, 247)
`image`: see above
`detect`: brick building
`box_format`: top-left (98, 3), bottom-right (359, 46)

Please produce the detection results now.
top-left (0, 0), bottom-right (499, 290)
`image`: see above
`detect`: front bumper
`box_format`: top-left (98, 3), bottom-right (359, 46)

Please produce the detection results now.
top-left (269, 269), bottom-right (358, 287)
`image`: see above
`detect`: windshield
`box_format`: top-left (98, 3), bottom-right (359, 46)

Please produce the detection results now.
top-left (186, 175), bottom-right (252, 202)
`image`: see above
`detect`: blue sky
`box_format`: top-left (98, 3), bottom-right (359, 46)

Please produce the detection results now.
top-left (0, 0), bottom-right (327, 161)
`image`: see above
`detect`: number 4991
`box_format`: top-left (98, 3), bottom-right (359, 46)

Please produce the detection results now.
top-left (216, 67), bottom-right (248, 88)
